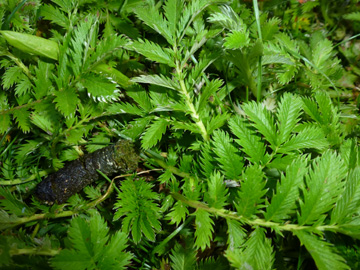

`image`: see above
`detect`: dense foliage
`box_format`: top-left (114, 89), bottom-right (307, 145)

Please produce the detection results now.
top-left (1, 0), bottom-right (360, 269)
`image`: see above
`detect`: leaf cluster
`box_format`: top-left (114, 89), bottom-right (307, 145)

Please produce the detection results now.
top-left (1, 0), bottom-right (360, 269)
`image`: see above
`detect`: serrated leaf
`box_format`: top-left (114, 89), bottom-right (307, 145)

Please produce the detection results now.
top-left (167, 201), bottom-right (189, 226)
top-left (212, 130), bottom-right (243, 180)
top-left (198, 142), bottom-right (215, 178)
top-left (14, 139), bottom-right (43, 163)
top-left (276, 64), bottom-right (297, 84)
top-left (113, 178), bottom-right (161, 244)
top-left (126, 84), bottom-right (153, 112)
top-left (15, 77), bottom-right (32, 96)
top-left (276, 93), bottom-right (302, 145)
top-left (294, 231), bottom-right (349, 270)
top-left (226, 227), bottom-right (274, 270)
top-left (302, 97), bottom-right (323, 124)
top-left (172, 120), bottom-right (201, 134)
top-left (262, 17), bottom-right (281, 41)
top-left (265, 157), bottom-right (307, 222)
top-left (141, 118), bottom-right (168, 149)
top-left (132, 74), bottom-right (177, 90)
top-left (196, 79), bottom-right (223, 113)
top-left (13, 107), bottom-right (31, 133)
top-left (133, 4), bottom-right (173, 45)
top-left (0, 187), bottom-right (34, 216)
top-left (226, 219), bottom-right (246, 251)
top-left (331, 167), bottom-right (360, 225)
top-left (106, 102), bottom-right (144, 116)
top-left (204, 171), bottom-right (228, 209)
top-left (122, 117), bottom-right (152, 140)
top-left (86, 135), bottom-right (111, 153)
top-left (81, 73), bottom-right (119, 102)
top-left (178, 0), bottom-right (212, 39)
top-left (278, 125), bottom-right (329, 153)
top-left (224, 30), bottom-right (250, 49)
top-left (131, 39), bottom-right (175, 67)
top-left (164, 0), bottom-right (184, 37)
top-left (54, 88), bottom-right (79, 117)
top-left (31, 113), bottom-right (54, 134)
top-left (2, 66), bottom-right (22, 89)
top-left (229, 115), bottom-right (266, 164)
top-left (170, 242), bottom-right (196, 270)
top-left (242, 101), bottom-right (277, 147)
top-left (40, 4), bottom-right (69, 28)
top-left (194, 209), bottom-right (214, 251)
top-left (0, 113), bottom-right (10, 134)
top-left (343, 11), bottom-right (360, 21)
top-left (298, 151), bottom-right (346, 225)
top-left (206, 113), bottom-right (229, 134)
top-left (52, 212), bottom-right (132, 270)
top-left (235, 165), bottom-right (267, 218)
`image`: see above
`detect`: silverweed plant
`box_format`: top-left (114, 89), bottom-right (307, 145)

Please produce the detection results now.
top-left (1, 0), bottom-right (360, 269)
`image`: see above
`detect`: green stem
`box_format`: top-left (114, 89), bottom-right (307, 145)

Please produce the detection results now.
top-left (145, 150), bottom-right (191, 179)
top-left (4, 51), bottom-right (34, 80)
top-left (175, 63), bottom-right (209, 141)
top-left (0, 169), bottom-right (54, 186)
top-left (171, 192), bottom-right (339, 233)
top-left (151, 216), bottom-right (195, 256)
top-left (10, 247), bottom-right (60, 256)
top-left (253, 0), bottom-right (263, 102)
top-left (2, 181), bottom-right (115, 229)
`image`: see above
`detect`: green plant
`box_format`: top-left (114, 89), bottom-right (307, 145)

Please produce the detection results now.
top-left (1, 0), bottom-right (360, 269)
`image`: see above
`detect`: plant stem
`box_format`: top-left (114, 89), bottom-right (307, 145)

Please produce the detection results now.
top-left (175, 63), bottom-right (209, 141)
top-left (10, 247), bottom-right (60, 256)
top-left (5, 51), bottom-right (34, 80)
top-left (253, 0), bottom-right (263, 102)
top-left (171, 192), bottom-right (339, 233)
top-left (0, 169), bottom-right (54, 186)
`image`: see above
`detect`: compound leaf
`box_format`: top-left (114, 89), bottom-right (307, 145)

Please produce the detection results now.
top-left (194, 209), bottom-right (214, 251)
top-left (212, 130), bottom-right (243, 180)
top-left (295, 231), bottom-right (349, 270)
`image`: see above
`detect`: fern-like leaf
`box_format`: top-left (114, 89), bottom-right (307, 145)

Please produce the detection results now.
top-left (204, 171), bottom-right (229, 209)
top-left (51, 212), bottom-right (132, 270)
top-left (343, 12), bottom-right (360, 21)
top-left (130, 39), bottom-right (175, 67)
top-left (0, 187), bottom-right (33, 217)
top-left (141, 118), bottom-right (168, 149)
top-left (113, 178), bottom-right (162, 244)
top-left (226, 219), bottom-right (246, 251)
top-left (226, 227), bottom-right (274, 270)
top-left (132, 74), bottom-right (178, 90)
top-left (40, 4), bottom-right (69, 28)
top-left (224, 30), bottom-right (250, 49)
top-left (242, 101), bottom-right (277, 147)
top-left (298, 151), bottom-right (346, 225)
top-left (294, 231), bottom-right (349, 270)
top-left (265, 157), bottom-right (307, 222)
top-left (211, 130), bottom-right (243, 180)
top-left (229, 115), bottom-right (266, 164)
top-left (235, 165), bottom-right (267, 218)
top-left (167, 201), bottom-right (189, 226)
top-left (54, 88), bottom-right (79, 117)
top-left (194, 209), bottom-right (214, 251)
top-left (133, 4), bottom-right (173, 45)
top-left (331, 167), bottom-right (360, 225)
top-left (278, 125), bottom-right (329, 153)
top-left (276, 93), bottom-right (302, 145)
top-left (80, 73), bottom-right (119, 102)
top-left (170, 242), bottom-right (196, 270)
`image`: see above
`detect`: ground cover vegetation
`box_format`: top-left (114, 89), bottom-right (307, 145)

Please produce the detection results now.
top-left (0, 0), bottom-right (360, 269)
